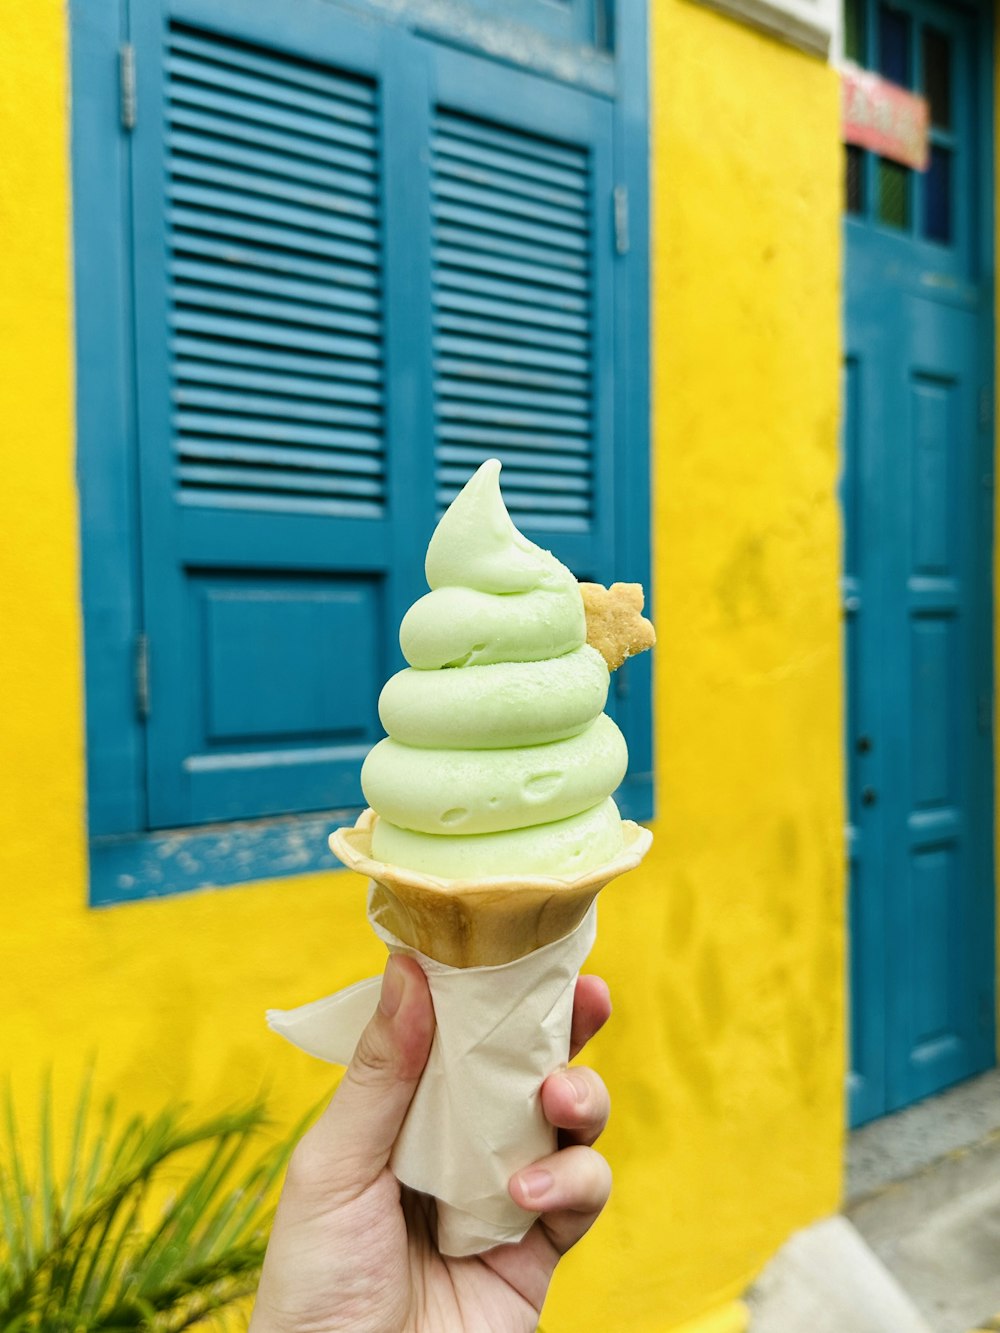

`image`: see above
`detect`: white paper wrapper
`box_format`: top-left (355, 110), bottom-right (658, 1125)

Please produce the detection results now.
top-left (267, 893), bottom-right (598, 1256)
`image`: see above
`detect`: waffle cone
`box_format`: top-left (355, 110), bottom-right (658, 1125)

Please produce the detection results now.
top-left (329, 808), bottom-right (652, 968)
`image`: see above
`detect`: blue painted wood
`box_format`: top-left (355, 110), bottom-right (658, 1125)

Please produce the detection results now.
top-left (844, 0), bottom-right (994, 1126)
top-left (129, 0), bottom-right (401, 828)
top-left (425, 41), bottom-right (615, 560)
top-left (73, 0), bottom-right (651, 904)
top-left (70, 0), bottom-right (147, 838)
top-left (331, 0), bottom-right (616, 92)
top-left (609, 0), bottom-right (653, 819)
top-left (90, 812), bottom-right (345, 905)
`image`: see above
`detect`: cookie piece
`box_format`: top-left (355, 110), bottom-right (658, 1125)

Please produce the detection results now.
top-left (579, 582), bottom-right (656, 671)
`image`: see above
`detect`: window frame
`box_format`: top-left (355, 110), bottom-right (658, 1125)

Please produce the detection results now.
top-left (71, 0), bottom-right (652, 906)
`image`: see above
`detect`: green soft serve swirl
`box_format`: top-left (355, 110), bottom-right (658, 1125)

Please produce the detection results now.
top-left (362, 459), bottom-right (627, 879)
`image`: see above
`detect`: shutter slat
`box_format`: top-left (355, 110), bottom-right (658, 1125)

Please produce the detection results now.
top-left (170, 182), bottom-right (378, 245)
top-left (171, 134), bottom-right (378, 201)
top-left (435, 289), bottom-right (587, 334)
top-left (434, 177), bottom-right (587, 233)
top-left (178, 440), bottom-right (383, 474)
top-left (171, 207), bottom-right (376, 268)
top-left (435, 380), bottom-right (590, 413)
top-left (175, 361), bottom-right (382, 406)
top-left (174, 387), bottom-right (381, 427)
top-left (170, 103), bottom-right (376, 177)
top-left (430, 111), bottom-right (585, 172)
top-left (170, 233), bottom-right (378, 289)
top-left (167, 52), bottom-right (375, 131)
top-left (437, 402), bottom-right (590, 432)
top-left (179, 464), bottom-right (382, 498)
top-left (431, 132), bottom-right (586, 194)
top-left (175, 414), bottom-right (382, 451)
top-left (170, 25), bottom-right (377, 107)
top-left (171, 335), bottom-right (382, 382)
top-left (435, 311), bottom-right (587, 354)
top-left (433, 332), bottom-right (588, 375)
top-left (434, 244), bottom-right (587, 294)
top-left (435, 485), bottom-right (590, 516)
top-left (437, 267), bottom-right (592, 314)
top-left (173, 280), bottom-right (380, 335)
top-left (438, 443), bottom-right (590, 474)
top-left (435, 155), bottom-right (586, 213)
top-left (438, 465), bottom-right (589, 494)
top-left (179, 489), bottom-right (383, 518)
top-left (171, 259), bottom-right (379, 314)
top-left (434, 268), bottom-right (588, 315)
top-left (437, 424), bottom-right (591, 452)
top-left (434, 200), bottom-right (586, 254)
top-left (435, 356), bottom-right (589, 394)
top-left (169, 80), bottom-right (376, 156)
top-left (167, 23), bottom-right (384, 511)
top-left (435, 223), bottom-right (586, 272)
top-left (171, 310), bottom-right (381, 361)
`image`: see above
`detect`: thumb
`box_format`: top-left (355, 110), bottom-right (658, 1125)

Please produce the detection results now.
top-left (298, 954), bottom-right (435, 1201)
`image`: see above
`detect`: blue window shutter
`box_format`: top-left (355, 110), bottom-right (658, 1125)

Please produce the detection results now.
top-left (426, 45), bottom-right (616, 580)
top-left (117, 0), bottom-right (643, 836)
top-left (421, 47), bottom-right (650, 812)
top-left (128, 1), bottom-right (431, 828)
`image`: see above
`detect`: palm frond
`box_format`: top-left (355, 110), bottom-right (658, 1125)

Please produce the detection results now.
top-left (0, 1073), bottom-right (313, 1331)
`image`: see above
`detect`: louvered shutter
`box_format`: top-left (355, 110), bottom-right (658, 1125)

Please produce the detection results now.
top-left (425, 45), bottom-right (616, 578)
top-left (126, 3), bottom-right (624, 833)
top-left (130, 1), bottom-right (428, 828)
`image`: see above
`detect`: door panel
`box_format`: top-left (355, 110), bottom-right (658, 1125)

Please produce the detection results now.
top-left (844, 0), bottom-right (993, 1126)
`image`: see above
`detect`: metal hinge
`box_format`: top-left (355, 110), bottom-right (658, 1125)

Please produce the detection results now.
top-left (135, 633), bottom-right (151, 720)
top-left (613, 185), bottom-right (629, 256)
top-left (119, 43), bottom-right (137, 130)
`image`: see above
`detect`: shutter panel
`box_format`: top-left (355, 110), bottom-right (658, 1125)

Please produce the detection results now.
top-left (425, 47), bottom-right (615, 575)
top-left (130, 1), bottom-right (409, 829)
top-left (432, 110), bottom-right (595, 529)
top-left (127, 5), bottom-right (620, 833)
top-left (167, 24), bottom-right (386, 516)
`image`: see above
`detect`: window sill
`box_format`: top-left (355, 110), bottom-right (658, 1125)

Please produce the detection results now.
top-left (89, 810), bottom-right (353, 907)
top-left (89, 776), bottom-right (653, 908)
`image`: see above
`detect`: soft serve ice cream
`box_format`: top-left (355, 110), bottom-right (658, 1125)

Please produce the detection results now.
top-left (361, 458), bottom-right (628, 880)
top-left (287, 458), bottom-right (654, 1255)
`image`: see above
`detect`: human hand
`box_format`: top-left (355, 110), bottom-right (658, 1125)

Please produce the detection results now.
top-left (249, 955), bottom-right (613, 1333)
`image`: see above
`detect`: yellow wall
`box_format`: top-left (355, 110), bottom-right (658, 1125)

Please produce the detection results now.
top-left (0, 2), bottom-right (844, 1330)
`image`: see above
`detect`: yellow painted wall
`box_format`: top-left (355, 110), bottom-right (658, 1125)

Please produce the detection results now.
top-left (0, 2), bottom-right (844, 1330)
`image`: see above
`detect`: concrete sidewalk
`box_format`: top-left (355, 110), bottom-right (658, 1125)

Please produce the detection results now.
top-left (747, 1070), bottom-right (1000, 1333)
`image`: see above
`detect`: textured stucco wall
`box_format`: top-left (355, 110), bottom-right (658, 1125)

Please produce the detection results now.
top-left (547, 6), bottom-right (845, 1329)
top-left (0, 2), bottom-right (844, 1330)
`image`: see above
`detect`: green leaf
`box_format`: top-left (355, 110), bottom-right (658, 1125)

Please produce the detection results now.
top-left (0, 1074), bottom-right (303, 1330)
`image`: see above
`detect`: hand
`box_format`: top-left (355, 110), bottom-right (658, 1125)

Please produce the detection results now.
top-left (250, 955), bottom-right (612, 1333)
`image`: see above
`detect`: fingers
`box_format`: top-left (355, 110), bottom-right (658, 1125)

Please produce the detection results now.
top-left (569, 974), bottom-right (611, 1060)
top-left (509, 1144), bottom-right (612, 1256)
top-left (540, 1065), bottom-right (609, 1148)
top-left (289, 954), bottom-right (435, 1205)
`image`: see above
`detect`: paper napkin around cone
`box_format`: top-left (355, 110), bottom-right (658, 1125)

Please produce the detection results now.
top-left (268, 896), bottom-right (598, 1256)
top-left (268, 811), bottom-right (652, 1256)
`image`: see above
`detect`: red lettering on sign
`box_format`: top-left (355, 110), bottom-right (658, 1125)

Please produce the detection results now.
top-left (841, 62), bottom-right (930, 171)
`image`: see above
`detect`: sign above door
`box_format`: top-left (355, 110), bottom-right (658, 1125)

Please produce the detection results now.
top-left (841, 62), bottom-right (929, 170)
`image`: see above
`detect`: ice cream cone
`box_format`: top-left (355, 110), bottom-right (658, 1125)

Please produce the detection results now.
top-left (329, 807), bottom-right (652, 968)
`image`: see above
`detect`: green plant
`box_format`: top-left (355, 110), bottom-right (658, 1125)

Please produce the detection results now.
top-left (0, 1071), bottom-right (307, 1331)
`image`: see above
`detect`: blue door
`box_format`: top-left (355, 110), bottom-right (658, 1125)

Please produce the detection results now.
top-left (843, 0), bottom-right (994, 1125)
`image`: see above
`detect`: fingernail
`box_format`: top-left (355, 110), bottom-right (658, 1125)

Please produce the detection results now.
top-left (517, 1167), bottom-right (553, 1204)
top-left (562, 1068), bottom-right (589, 1104)
top-left (379, 956), bottom-right (404, 1018)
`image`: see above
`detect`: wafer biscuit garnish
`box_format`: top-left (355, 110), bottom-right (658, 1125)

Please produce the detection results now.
top-left (579, 582), bottom-right (656, 671)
